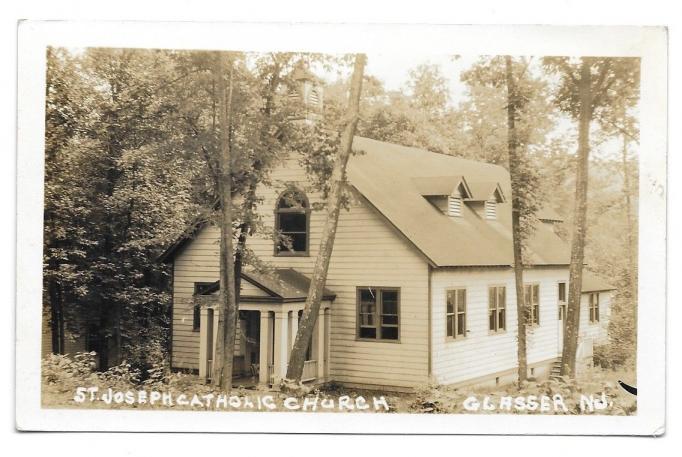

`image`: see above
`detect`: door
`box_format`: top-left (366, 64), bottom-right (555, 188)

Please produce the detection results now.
top-left (557, 312), bottom-right (564, 354)
top-left (557, 282), bottom-right (567, 355)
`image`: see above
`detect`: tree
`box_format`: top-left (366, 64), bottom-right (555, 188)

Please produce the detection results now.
top-left (543, 57), bottom-right (640, 377)
top-left (459, 56), bottom-right (548, 383)
top-left (505, 56), bottom-right (528, 383)
top-left (43, 48), bottom-right (201, 371)
top-left (210, 53), bottom-right (238, 389)
top-left (407, 63), bottom-right (450, 115)
top-left (285, 53), bottom-right (367, 383)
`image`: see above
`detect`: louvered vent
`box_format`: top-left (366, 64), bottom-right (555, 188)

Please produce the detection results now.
top-left (448, 196), bottom-right (462, 217)
top-left (485, 199), bottom-right (497, 219)
top-left (309, 89), bottom-right (320, 106)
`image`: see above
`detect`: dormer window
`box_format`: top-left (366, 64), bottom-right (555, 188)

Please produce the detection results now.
top-left (275, 189), bottom-right (309, 256)
top-left (464, 182), bottom-right (506, 220)
top-left (412, 175), bottom-right (472, 218)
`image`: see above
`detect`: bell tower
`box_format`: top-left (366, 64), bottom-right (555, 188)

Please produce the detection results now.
top-left (289, 63), bottom-right (324, 123)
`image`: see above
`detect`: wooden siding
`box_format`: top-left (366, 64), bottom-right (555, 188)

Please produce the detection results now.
top-left (431, 268), bottom-right (569, 385)
top-left (579, 291), bottom-right (611, 346)
top-left (172, 231), bottom-right (245, 369)
top-left (172, 156), bottom-right (430, 387)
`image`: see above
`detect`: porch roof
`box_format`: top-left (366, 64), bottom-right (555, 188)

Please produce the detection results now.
top-left (197, 268), bottom-right (336, 303)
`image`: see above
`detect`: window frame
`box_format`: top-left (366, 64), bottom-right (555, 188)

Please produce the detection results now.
top-left (273, 189), bottom-right (311, 257)
top-left (557, 282), bottom-right (567, 321)
top-left (589, 292), bottom-right (600, 324)
top-left (524, 283), bottom-right (541, 326)
top-left (355, 286), bottom-right (401, 343)
top-left (192, 282), bottom-right (214, 332)
top-left (445, 288), bottom-right (467, 340)
top-left (488, 285), bottom-right (507, 334)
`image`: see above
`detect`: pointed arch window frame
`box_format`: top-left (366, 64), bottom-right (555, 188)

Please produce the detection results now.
top-left (274, 188), bottom-right (311, 257)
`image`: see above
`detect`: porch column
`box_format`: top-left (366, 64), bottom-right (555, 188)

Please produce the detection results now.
top-left (198, 307), bottom-right (210, 380)
top-left (316, 308), bottom-right (326, 379)
top-left (272, 310), bottom-right (289, 383)
top-left (258, 311), bottom-right (271, 385)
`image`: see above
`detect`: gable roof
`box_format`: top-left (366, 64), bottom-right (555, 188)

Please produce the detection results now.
top-left (466, 181), bottom-right (506, 203)
top-left (537, 206), bottom-right (564, 223)
top-left (160, 136), bottom-right (571, 268)
top-left (347, 137), bottom-right (570, 267)
top-left (199, 268), bottom-right (336, 303)
top-left (411, 175), bottom-right (473, 199)
top-left (581, 271), bottom-right (616, 293)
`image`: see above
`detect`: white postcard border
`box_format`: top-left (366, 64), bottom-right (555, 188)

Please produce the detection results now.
top-left (15, 21), bottom-right (667, 434)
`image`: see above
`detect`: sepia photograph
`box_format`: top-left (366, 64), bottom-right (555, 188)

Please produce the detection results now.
top-left (15, 21), bottom-right (667, 434)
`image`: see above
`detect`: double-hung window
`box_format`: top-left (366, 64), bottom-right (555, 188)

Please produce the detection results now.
top-left (558, 282), bottom-right (567, 321)
top-left (446, 289), bottom-right (467, 339)
top-left (192, 282), bottom-right (214, 331)
top-left (488, 286), bottom-right (506, 332)
top-left (589, 293), bottom-right (600, 323)
top-left (524, 284), bottom-right (540, 325)
top-left (357, 287), bottom-right (400, 341)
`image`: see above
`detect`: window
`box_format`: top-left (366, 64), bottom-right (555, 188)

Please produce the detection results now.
top-left (446, 289), bottom-right (467, 338)
top-left (558, 282), bottom-right (567, 320)
top-left (447, 196), bottom-right (462, 217)
top-left (589, 293), bottom-right (600, 323)
top-left (275, 189), bottom-right (309, 255)
top-left (488, 286), bottom-right (506, 332)
top-left (192, 282), bottom-right (214, 331)
top-left (524, 284), bottom-right (540, 325)
top-left (357, 287), bottom-right (400, 341)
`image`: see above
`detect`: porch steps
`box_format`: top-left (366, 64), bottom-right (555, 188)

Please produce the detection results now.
top-left (549, 359), bottom-right (563, 381)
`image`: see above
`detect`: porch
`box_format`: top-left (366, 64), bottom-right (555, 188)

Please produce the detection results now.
top-left (195, 268), bottom-right (334, 387)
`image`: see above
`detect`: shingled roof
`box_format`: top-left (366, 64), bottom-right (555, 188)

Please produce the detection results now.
top-left (161, 136), bottom-right (571, 268)
top-left (347, 137), bottom-right (571, 267)
top-left (581, 271), bottom-right (616, 293)
top-left (411, 175), bottom-right (472, 198)
top-left (198, 268), bottom-right (336, 302)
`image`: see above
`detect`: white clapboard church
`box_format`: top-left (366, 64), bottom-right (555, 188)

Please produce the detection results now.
top-left (159, 68), bottom-right (615, 391)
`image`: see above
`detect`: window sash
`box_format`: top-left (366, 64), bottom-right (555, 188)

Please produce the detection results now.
top-left (192, 282), bottom-right (214, 331)
top-left (589, 293), bottom-right (600, 323)
top-left (446, 289), bottom-right (466, 338)
top-left (357, 288), bottom-right (400, 340)
top-left (488, 286), bottom-right (506, 332)
top-left (275, 191), bottom-right (309, 254)
top-left (524, 284), bottom-right (540, 325)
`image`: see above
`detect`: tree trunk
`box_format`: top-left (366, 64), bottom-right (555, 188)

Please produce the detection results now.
top-left (48, 278), bottom-right (64, 354)
top-left (621, 134), bottom-right (637, 303)
top-left (211, 53), bottom-right (238, 390)
top-left (286, 54), bottom-right (366, 382)
top-left (561, 59), bottom-right (593, 377)
top-left (505, 56), bottom-right (527, 383)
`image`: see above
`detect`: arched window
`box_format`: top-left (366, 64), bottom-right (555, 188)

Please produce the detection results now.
top-left (275, 189), bottom-right (309, 255)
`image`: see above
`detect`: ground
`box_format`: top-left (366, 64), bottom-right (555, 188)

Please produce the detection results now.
top-left (41, 353), bottom-right (636, 414)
